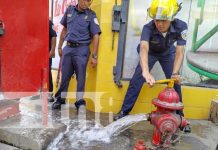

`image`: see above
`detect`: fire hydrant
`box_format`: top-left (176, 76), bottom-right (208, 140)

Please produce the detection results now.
top-left (148, 79), bottom-right (191, 148)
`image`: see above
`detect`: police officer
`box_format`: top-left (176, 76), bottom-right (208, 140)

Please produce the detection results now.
top-left (48, 20), bottom-right (57, 101)
top-left (52, 0), bottom-right (101, 110)
top-left (114, 0), bottom-right (187, 120)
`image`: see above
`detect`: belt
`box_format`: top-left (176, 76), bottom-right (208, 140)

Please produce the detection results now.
top-left (67, 41), bottom-right (89, 47)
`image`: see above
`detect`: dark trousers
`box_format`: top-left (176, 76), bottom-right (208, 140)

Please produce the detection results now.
top-left (120, 53), bottom-right (183, 116)
top-left (54, 46), bottom-right (89, 102)
top-left (49, 58), bottom-right (53, 93)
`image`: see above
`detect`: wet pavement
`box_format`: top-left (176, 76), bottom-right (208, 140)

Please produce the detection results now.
top-left (0, 97), bottom-right (218, 150)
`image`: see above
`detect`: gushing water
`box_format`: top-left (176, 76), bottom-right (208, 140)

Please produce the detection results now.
top-left (74, 114), bottom-right (148, 143)
top-left (81, 114), bottom-right (148, 142)
top-left (47, 113), bottom-right (148, 149)
top-left (105, 114), bottom-right (148, 136)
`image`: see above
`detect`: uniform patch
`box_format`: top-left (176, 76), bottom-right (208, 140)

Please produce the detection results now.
top-left (84, 15), bottom-right (88, 20)
top-left (181, 29), bottom-right (187, 40)
top-left (94, 18), bottom-right (99, 25)
top-left (67, 14), bottom-right (72, 17)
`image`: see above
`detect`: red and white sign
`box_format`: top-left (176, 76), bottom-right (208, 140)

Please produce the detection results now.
top-left (52, 0), bottom-right (78, 68)
top-left (53, 0), bottom-right (78, 34)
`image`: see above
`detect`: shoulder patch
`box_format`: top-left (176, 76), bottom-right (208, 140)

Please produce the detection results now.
top-left (94, 18), bottom-right (99, 25)
top-left (181, 29), bottom-right (187, 40)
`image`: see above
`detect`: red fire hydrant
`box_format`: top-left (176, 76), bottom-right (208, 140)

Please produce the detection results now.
top-left (148, 79), bottom-right (190, 148)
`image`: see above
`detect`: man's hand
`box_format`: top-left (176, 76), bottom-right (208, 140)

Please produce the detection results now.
top-left (58, 48), bottom-right (62, 57)
top-left (57, 27), bottom-right (66, 57)
top-left (171, 73), bottom-right (182, 84)
top-left (49, 50), bottom-right (55, 58)
top-left (91, 58), bottom-right (97, 67)
top-left (142, 71), bottom-right (155, 86)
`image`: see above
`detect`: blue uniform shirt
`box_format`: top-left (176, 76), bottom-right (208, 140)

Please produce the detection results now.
top-left (60, 5), bottom-right (101, 44)
top-left (49, 20), bottom-right (57, 50)
top-left (140, 19), bottom-right (188, 55)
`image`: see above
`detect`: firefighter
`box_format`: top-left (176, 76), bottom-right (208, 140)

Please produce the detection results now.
top-left (48, 20), bottom-right (57, 102)
top-left (52, 0), bottom-right (101, 110)
top-left (114, 0), bottom-right (187, 120)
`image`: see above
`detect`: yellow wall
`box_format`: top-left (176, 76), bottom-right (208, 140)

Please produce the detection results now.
top-left (53, 0), bottom-right (218, 120)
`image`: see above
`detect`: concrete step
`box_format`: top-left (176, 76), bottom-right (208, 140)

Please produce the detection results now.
top-left (0, 114), bottom-right (66, 150)
top-left (0, 97), bottom-right (67, 150)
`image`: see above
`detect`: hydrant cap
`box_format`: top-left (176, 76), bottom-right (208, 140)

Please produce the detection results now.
top-left (152, 88), bottom-right (183, 110)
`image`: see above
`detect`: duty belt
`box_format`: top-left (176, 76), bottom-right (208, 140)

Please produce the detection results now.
top-left (67, 41), bottom-right (89, 47)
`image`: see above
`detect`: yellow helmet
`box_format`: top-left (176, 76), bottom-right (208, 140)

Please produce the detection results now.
top-left (148, 0), bottom-right (181, 20)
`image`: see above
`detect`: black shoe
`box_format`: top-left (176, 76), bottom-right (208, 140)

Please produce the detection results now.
top-left (74, 99), bottom-right (86, 110)
top-left (113, 111), bottom-right (127, 121)
top-left (60, 100), bottom-right (66, 104)
top-left (56, 98), bottom-right (66, 104)
top-left (52, 101), bottom-right (62, 110)
top-left (52, 99), bottom-right (66, 110)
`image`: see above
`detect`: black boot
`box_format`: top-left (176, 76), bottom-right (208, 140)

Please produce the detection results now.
top-left (52, 99), bottom-right (66, 110)
top-left (74, 99), bottom-right (86, 110)
top-left (52, 101), bottom-right (62, 110)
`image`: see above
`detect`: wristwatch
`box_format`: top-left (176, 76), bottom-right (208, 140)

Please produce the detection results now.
top-left (92, 53), bottom-right (97, 59)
